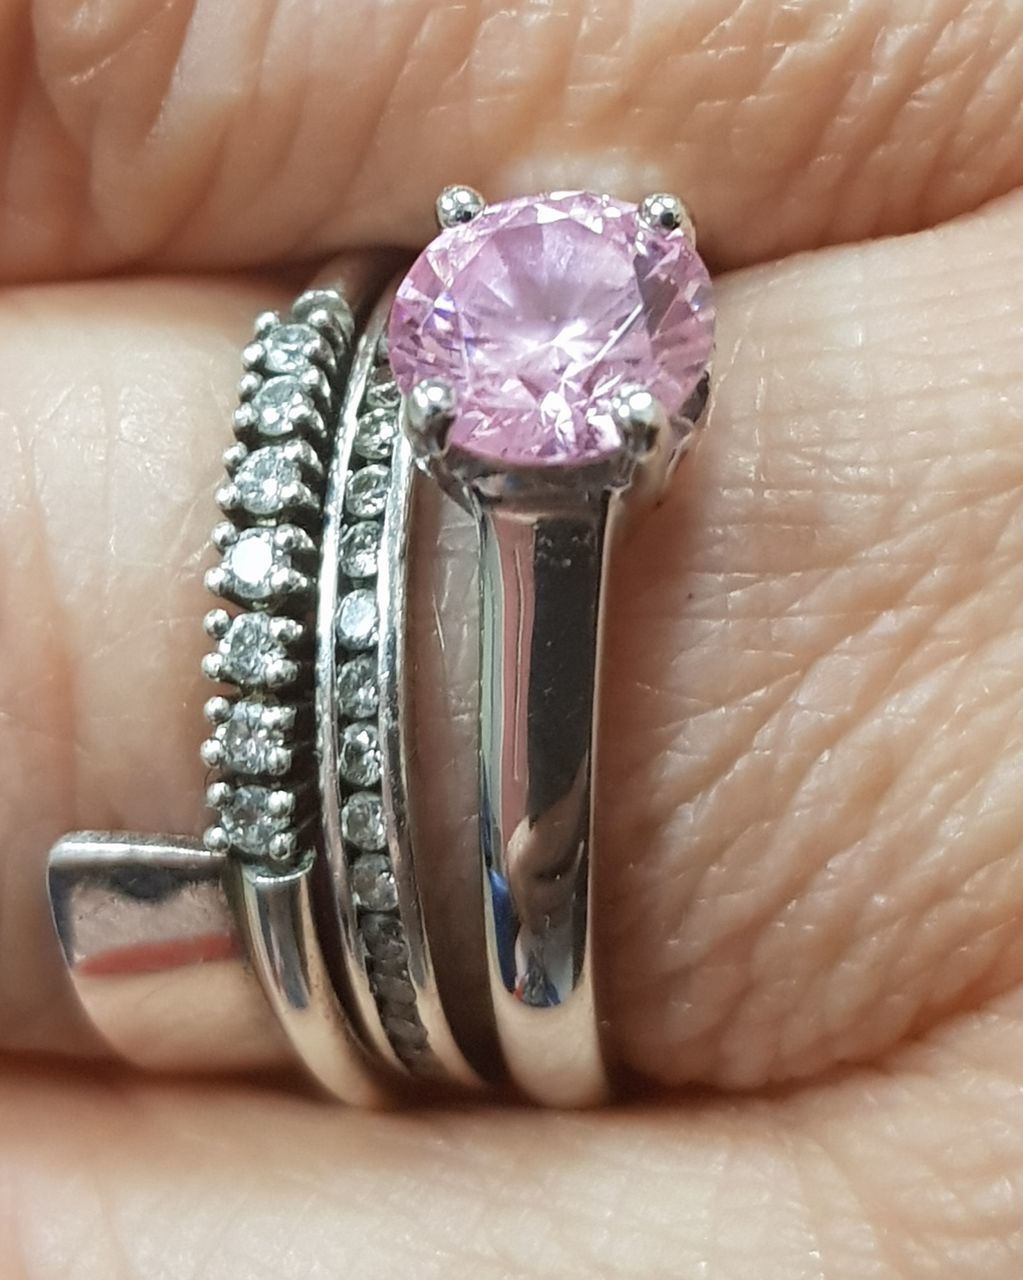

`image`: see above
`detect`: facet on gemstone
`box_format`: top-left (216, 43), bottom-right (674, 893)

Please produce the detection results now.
top-left (354, 407), bottom-right (398, 461)
top-left (222, 529), bottom-right (289, 603)
top-left (217, 613), bottom-right (290, 685)
top-left (220, 784), bottom-right (289, 856)
top-left (214, 701), bottom-right (288, 775)
top-left (235, 447), bottom-right (302, 516)
top-left (343, 794), bottom-right (387, 854)
top-left (339, 721), bottom-right (381, 788)
top-left (337, 655), bottom-right (379, 718)
top-left (336, 588), bottom-right (378, 650)
top-left (351, 852), bottom-right (396, 909)
top-left (387, 190), bottom-right (715, 467)
top-left (263, 323), bottom-right (319, 375)
top-left (250, 376), bottom-right (313, 438)
top-left (345, 464), bottom-right (390, 519)
top-left (338, 521), bottom-right (380, 579)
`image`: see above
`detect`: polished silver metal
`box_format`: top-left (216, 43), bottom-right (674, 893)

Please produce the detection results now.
top-left (394, 188), bottom-right (714, 1106)
top-left (436, 184), bottom-right (485, 228)
top-left (317, 289), bottom-right (481, 1087)
top-left (48, 834), bottom-right (289, 1072)
top-left (46, 286), bottom-right (393, 1105)
top-left (638, 191), bottom-right (696, 241)
top-left (232, 853), bottom-right (387, 1107)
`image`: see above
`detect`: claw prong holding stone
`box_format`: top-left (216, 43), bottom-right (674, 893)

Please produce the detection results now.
top-left (436, 185), bottom-right (485, 229)
top-left (406, 377), bottom-right (456, 459)
top-left (638, 192), bottom-right (696, 242)
top-left (611, 385), bottom-right (668, 462)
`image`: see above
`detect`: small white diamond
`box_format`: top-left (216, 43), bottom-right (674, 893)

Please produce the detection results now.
top-left (223, 530), bottom-right (281, 601)
top-left (338, 656), bottom-right (379, 718)
top-left (264, 323), bottom-right (318, 375)
top-left (345, 464), bottom-right (390, 519)
top-left (250, 376), bottom-right (313, 438)
top-left (217, 614), bottom-right (290, 684)
top-left (365, 378), bottom-right (401, 412)
top-left (339, 721), bottom-right (381, 787)
top-left (336, 589), bottom-right (378, 650)
top-left (235, 447), bottom-right (303, 516)
top-left (343, 793), bottom-right (387, 854)
top-left (351, 852), bottom-right (396, 907)
top-left (215, 702), bottom-right (288, 774)
top-left (338, 521), bottom-right (380, 579)
top-left (354, 408), bottom-right (398, 460)
top-left (220, 784), bottom-right (289, 856)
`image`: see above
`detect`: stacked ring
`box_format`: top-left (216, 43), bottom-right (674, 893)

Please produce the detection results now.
top-left (47, 185), bottom-right (716, 1108)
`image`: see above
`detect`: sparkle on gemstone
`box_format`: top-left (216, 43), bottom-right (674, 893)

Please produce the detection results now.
top-left (223, 529), bottom-right (288, 602)
top-left (364, 377), bottom-right (401, 412)
top-left (388, 190), bottom-right (715, 466)
top-left (351, 852), bottom-right (396, 908)
top-left (336, 588), bottom-right (378, 650)
top-left (345, 464), bottom-right (390, 519)
top-left (217, 614), bottom-right (290, 685)
top-left (215, 701), bottom-right (287, 775)
top-left (338, 521), bottom-right (380, 579)
top-left (338, 655), bottom-right (379, 718)
top-left (354, 407), bottom-right (398, 460)
top-left (343, 795), bottom-right (387, 854)
top-left (263, 323), bottom-right (319, 375)
top-left (250, 376), bottom-right (313, 438)
top-left (339, 721), bottom-right (381, 787)
top-left (235, 447), bottom-right (302, 516)
top-left (220, 784), bottom-right (288, 856)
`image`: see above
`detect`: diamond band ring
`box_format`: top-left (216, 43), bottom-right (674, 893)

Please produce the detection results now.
top-left (47, 187), bottom-right (716, 1106)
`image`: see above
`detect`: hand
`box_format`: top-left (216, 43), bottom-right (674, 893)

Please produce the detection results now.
top-left (3, 1), bottom-right (1023, 1275)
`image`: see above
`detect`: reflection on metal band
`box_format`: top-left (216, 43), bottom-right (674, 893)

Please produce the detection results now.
top-left (48, 833), bottom-right (289, 1073)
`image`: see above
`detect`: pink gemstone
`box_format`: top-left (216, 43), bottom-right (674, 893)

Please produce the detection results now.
top-left (388, 191), bottom-right (714, 467)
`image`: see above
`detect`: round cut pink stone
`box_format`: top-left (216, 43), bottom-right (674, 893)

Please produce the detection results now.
top-left (388, 190), bottom-right (714, 467)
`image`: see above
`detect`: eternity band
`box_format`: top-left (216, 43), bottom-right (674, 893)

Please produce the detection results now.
top-left (47, 185), bottom-right (716, 1107)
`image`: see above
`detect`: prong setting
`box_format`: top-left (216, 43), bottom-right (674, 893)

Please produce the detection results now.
top-left (405, 377), bottom-right (456, 460)
top-left (638, 192), bottom-right (696, 241)
top-left (436, 185), bottom-right (485, 228)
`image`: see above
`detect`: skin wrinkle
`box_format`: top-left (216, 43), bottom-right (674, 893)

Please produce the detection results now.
top-left (0, 0), bottom-right (1019, 278)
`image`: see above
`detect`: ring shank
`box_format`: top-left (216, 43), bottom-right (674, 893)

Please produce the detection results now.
top-left (476, 496), bottom-right (613, 1106)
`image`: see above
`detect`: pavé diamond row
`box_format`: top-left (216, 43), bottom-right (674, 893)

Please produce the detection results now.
top-left (202, 289), bottom-right (354, 863)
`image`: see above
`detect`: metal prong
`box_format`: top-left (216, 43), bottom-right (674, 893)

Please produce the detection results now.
top-left (264, 657), bottom-right (299, 690)
top-left (234, 402), bottom-right (259, 433)
top-left (267, 831), bottom-right (298, 861)
top-left (203, 825), bottom-right (231, 854)
top-left (638, 192), bottom-right (696, 242)
top-left (264, 746), bottom-right (293, 777)
top-left (215, 482), bottom-right (242, 513)
top-left (406, 378), bottom-right (456, 459)
top-left (207, 781), bottom-right (232, 809)
top-left (436, 185), bottom-right (485, 229)
top-left (238, 372), bottom-right (263, 401)
top-left (242, 340), bottom-right (267, 371)
top-left (254, 310), bottom-right (280, 339)
top-left (204, 608), bottom-right (232, 639)
top-left (610, 385), bottom-right (668, 460)
top-left (267, 790), bottom-right (295, 820)
top-left (204, 566), bottom-right (230, 596)
top-left (201, 653), bottom-right (227, 682)
top-left (211, 521), bottom-right (238, 552)
top-left (204, 696), bottom-right (233, 726)
top-left (223, 442), bottom-right (249, 473)
top-left (269, 567), bottom-right (311, 598)
top-left (200, 738), bottom-right (226, 768)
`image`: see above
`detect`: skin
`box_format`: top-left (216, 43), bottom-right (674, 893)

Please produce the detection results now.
top-left (2, 0), bottom-right (1023, 1274)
